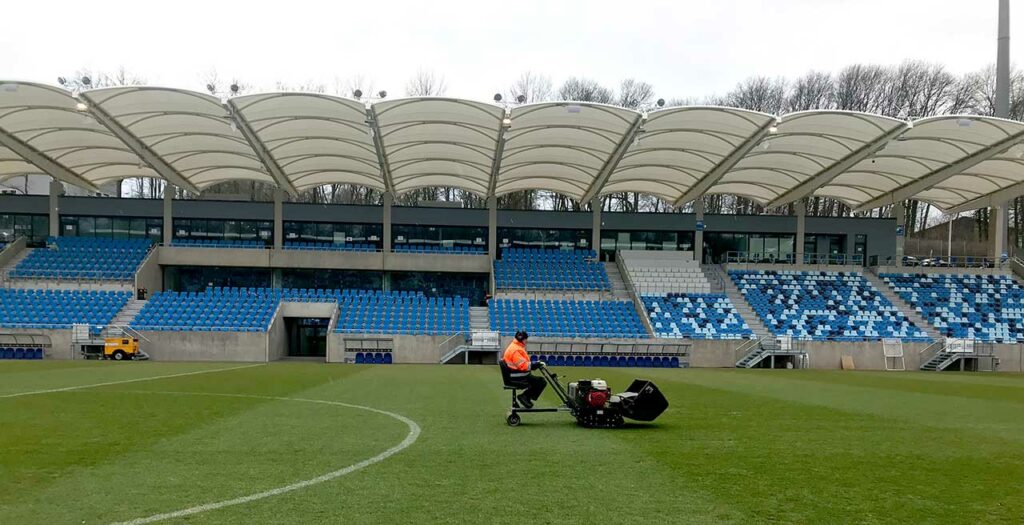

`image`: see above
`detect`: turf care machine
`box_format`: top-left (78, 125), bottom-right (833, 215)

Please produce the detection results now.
top-left (500, 363), bottom-right (668, 428)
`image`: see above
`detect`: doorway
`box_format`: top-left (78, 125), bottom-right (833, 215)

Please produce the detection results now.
top-left (285, 317), bottom-right (329, 357)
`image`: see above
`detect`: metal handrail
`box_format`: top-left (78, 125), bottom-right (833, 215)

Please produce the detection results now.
top-left (724, 251), bottom-right (865, 266)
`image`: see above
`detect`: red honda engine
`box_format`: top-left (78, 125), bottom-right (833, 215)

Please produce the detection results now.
top-left (586, 390), bottom-right (609, 408)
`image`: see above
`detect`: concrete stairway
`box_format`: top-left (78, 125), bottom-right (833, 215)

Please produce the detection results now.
top-left (604, 262), bottom-right (631, 300)
top-left (861, 271), bottom-right (942, 341)
top-left (715, 264), bottom-right (771, 341)
top-left (469, 306), bottom-right (489, 332)
top-left (113, 298), bottom-right (146, 327)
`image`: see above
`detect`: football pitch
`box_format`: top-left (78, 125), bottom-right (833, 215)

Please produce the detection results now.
top-left (2, 362), bottom-right (1022, 524)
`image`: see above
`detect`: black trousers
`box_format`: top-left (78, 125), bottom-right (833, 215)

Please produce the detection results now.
top-left (519, 373), bottom-right (547, 401)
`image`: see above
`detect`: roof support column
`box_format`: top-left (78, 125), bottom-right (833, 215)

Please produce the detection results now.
top-left (993, 202), bottom-right (1008, 263)
top-left (273, 188), bottom-right (284, 250)
top-left (487, 195), bottom-right (497, 262)
top-left (48, 178), bottom-right (61, 238)
top-left (163, 184), bottom-right (174, 245)
top-left (894, 201), bottom-right (906, 267)
top-left (591, 197), bottom-right (602, 261)
top-left (795, 199), bottom-right (806, 265)
top-left (382, 191), bottom-right (393, 255)
top-left (694, 198), bottom-right (705, 264)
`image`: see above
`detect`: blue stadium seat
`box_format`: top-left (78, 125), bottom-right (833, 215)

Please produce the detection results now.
top-left (488, 298), bottom-right (647, 338)
top-left (493, 248), bottom-right (610, 291)
top-left (643, 293), bottom-right (755, 340)
top-left (0, 288), bottom-right (131, 330)
top-left (730, 270), bottom-right (929, 342)
top-left (882, 272), bottom-right (1024, 343)
top-left (393, 243), bottom-right (485, 255)
top-left (173, 239), bottom-right (266, 249)
top-left (11, 237), bottom-right (151, 281)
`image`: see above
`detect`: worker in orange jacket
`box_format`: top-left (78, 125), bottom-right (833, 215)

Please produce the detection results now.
top-left (502, 331), bottom-right (546, 408)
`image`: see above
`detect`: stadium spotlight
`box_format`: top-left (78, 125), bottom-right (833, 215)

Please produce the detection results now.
top-left (80, 76), bottom-right (91, 86)
top-left (229, 83), bottom-right (239, 94)
top-left (353, 89), bottom-right (363, 99)
top-left (516, 94), bottom-right (527, 104)
top-left (502, 117), bottom-right (512, 128)
top-left (57, 77), bottom-right (67, 86)
top-left (494, 93), bottom-right (502, 102)
top-left (75, 101), bottom-right (88, 112)
top-left (656, 98), bottom-right (665, 107)
top-left (206, 84), bottom-right (216, 94)
top-left (378, 90), bottom-right (388, 99)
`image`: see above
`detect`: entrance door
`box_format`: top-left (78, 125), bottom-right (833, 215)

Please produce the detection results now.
top-left (285, 318), bottom-right (329, 357)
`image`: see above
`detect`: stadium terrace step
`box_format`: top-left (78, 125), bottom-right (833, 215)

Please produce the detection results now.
top-left (718, 266), bottom-right (771, 341)
top-left (469, 306), bottom-right (489, 331)
top-left (603, 262), bottom-right (632, 300)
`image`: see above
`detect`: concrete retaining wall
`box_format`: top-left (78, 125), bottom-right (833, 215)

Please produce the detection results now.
top-left (327, 333), bottom-right (452, 364)
top-left (137, 330), bottom-right (267, 362)
top-left (159, 247), bottom-right (489, 274)
top-left (134, 248), bottom-right (163, 294)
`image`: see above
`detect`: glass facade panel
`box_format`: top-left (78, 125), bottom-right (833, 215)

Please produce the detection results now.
top-left (283, 221), bottom-right (382, 248)
top-left (393, 225), bottom-right (486, 249)
top-left (390, 271), bottom-right (489, 305)
top-left (497, 228), bottom-right (589, 254)
top-left (598, 230), bottom-right (693, 261)
top-left (173, 218), bottom-right (272, 245)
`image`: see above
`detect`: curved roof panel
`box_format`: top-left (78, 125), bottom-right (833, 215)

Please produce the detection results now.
top-left (497, 102), bottom-right (641, 200)
top-left (0, 82), bottom-right (156, 190)
top-left (816, 115), bottom-right (1024, 211)
top-left (231, 92), bottom-right (382, 193)
top-left (374, 97), bottom-right (503, 196)
top-left (601, 106), bottom-right (775, 203)
top-left (708, 111), bottom-right (908, 205)
top-left (81, 87), bottom-right (271, 189)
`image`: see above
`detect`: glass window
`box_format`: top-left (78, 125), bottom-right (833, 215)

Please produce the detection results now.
top-left (112, 217), bottom-right (130, 239)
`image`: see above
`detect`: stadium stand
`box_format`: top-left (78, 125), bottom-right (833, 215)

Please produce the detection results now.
top-left (283, 241), bottom-right (376, 252)
top-left (643, 293), bottom-right (754, 339)
top-left (488, 298), bottom-right (647, 338)
top-left (172, 239), bottom-right (265, 249)
top-left (619, 250), bottom-right (711, 294)
top-left (393, 243), bottom-right (485, 254)
top-left (881, 273), bottom-right (1024, 342)
top-left (730, 270), bottom-right (930, 341)
top-left (131, 287), bottom-right (469, 335)
top-left (494, 248), bottom-right (610, 290)
top-left (10, 237), bottom-right (150, 280)
top-left (0, 289), bottom-right (131, 329)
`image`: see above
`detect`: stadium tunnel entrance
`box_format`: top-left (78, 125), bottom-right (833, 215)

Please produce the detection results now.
top-left (285, 317), bottom-right (329, 358)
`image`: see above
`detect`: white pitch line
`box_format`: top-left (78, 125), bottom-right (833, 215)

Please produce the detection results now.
top-left (109, 391), bottom-right (421, 525)
top-left (0, 363), bottom-right (265, 399)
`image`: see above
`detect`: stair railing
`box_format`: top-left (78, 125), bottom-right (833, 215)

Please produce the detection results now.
top-left (437, 332), bottom-right (466, 362)
top-left (918, 339), bottom-right (945, 367)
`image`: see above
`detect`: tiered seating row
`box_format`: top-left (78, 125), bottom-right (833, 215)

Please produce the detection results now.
top-left (12, 237), bottom-right (150, 281)
top-left (131, 288), bottom-right (470, 335)
top-left (394, 244), bottom-right (485, 254)
top-left (643, 293), bottom-right (754, 340)
top-left (489, 298), bottom-right (647, 338)
top-left (336, 292), bottom-right (469, 335)
top-left (620, 250), bottom-right (710, 294)
top-left (284, 242), bottom-right (376, 252)
top-left (0, 289), bottom-right (131, 329)
top-left (882, 273), bottom-right (1024, 343)
top-left (530, 354), bottom-right (681, 368)
top-left (494, 248), bottom-right (610, 290)
top-left (731, 270), bottom-right (929, 342)
top-left (173, 239), bottom-right (265, 249)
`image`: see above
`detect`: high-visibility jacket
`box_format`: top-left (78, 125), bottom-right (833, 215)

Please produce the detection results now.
top-left (502, 339), bottom-right (530, 372)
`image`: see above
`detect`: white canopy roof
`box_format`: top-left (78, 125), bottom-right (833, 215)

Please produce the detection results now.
top-left (0, 82), bottom-right (156, 192)
top-left (602, 106), bottom-right (775, 206)
top-left (2, 80), bottom-right (1023, 212)
top-left (374, 97), bottom-right (503, 197)
top-left (498, 102), bottom-right (641, 200)
top-left (230, 93), bottom-right (381, 194)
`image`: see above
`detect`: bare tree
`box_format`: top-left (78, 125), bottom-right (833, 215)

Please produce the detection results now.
top-left (723, 76), bottom-right (786, 114)
top-left (618, 79), bottom-right (655, 109)
top-left (786, 71), bottom-right (834, 112)
top-left (558, 77), bottom-right (614, 104)
top-left (405, 69), bottom-right (448, 97)
top-left (507, 71), bottom-right (553, 104)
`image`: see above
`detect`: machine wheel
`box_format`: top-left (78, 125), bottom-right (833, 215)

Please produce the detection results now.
top-left (506, 413), bottom-right (521, 427)
top-left (111, 350), bottom-right (127, 361)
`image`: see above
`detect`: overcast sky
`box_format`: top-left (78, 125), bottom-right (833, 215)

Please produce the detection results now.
top-left (2, 0), bottom-right (1020, 100)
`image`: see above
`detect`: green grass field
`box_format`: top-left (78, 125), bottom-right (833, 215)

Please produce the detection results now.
top-left (2, 362), bottom-right (1023, 524)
